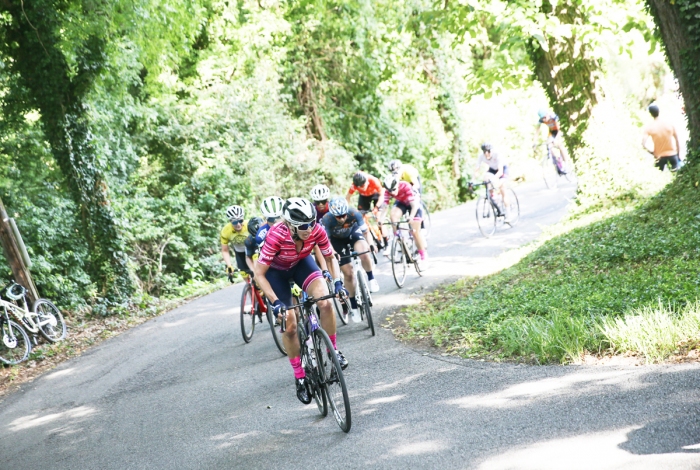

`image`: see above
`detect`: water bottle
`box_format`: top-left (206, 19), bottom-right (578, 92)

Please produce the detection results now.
top-left (309, 312), bottom-right (320, 331)
top-left (305, 336), bottom-right (317, 367)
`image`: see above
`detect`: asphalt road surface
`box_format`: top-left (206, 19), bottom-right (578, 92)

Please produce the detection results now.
top-left (1, 178), bottom-right (699, 470)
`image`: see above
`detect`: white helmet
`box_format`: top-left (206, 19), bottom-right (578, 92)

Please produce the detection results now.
top-left (309, 184), bottom-right (330, 202)
top-left (282, 197), bottom-right (316, 226)
top-left (388, 159), bottom-right (403, 173)
top-left (225, 205), bottom-right (244, 221)
top-left (260, 196), bottom-right (284, 219)
top-left (383, 173), bottom-right (400, 193)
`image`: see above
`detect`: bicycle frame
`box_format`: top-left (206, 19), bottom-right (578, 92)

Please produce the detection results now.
top-left (0, 296), bottom-right (40, 334)
top-left (361, 208), bottom-right (387, 251)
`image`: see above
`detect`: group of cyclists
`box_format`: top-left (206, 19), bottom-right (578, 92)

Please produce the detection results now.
top-left (220, 159), bottom-right (429, 404)
top-left (219, 108), bottom-right (567, 406)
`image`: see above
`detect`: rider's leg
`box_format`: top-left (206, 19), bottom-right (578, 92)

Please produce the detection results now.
top-left (355, 238), bottom-right (374, 273)
top-left (266, 268), bottom-right (302, 375)
top-left (340, 263), bottom-right (355, 297)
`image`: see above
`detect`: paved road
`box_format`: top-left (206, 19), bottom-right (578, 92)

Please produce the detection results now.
top-left (2, 179), bottom-right (699, 469)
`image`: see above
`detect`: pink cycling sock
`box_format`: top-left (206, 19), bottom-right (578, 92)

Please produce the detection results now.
top-left (290, 357), bottom-right (305, 379)
top-left (329, 334), bottom-right (337, 350)
top-left (418, 249), bottom-right (427, 260)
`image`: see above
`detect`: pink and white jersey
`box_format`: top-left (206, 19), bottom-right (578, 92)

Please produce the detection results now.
top-left (258, 223), bottom-right (333, 270)
top-left (383, 181), bottom-right (417, 206)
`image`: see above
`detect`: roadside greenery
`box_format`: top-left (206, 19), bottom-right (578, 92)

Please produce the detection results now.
top-left (401, 162), bottom-right (700, 363)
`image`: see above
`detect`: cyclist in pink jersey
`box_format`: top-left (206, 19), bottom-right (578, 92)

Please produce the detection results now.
top-left (377, 174), bottom-right (428, 269)
top-left (254, 197), bottom-right (349, 404)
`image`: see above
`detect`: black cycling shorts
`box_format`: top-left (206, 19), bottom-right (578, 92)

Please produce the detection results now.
top-left (358, 193), bottom-right (380, 211)
top-left (331, 232), bottom-right (366, 266)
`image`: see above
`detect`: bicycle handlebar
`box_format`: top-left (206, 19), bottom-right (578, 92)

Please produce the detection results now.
top-left (282, 292), bottom-right (339, 312)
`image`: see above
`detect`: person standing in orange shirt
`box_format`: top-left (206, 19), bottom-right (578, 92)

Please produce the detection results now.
top-left (642, 104), bottom-right (682, 172)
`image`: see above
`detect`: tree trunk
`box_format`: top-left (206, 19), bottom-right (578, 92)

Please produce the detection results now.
top-left (1, 0), bottom-right (134, 304)
top-left (528, 0), bottom-right (601, 161)
top-left (645, 0), bottom-right (700, 154)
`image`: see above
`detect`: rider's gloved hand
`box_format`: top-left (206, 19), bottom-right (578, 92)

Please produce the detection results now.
top-left (226, 265), bottom-right (235, 275)
top-left (271, 299), bottom-right (285, 318)
top-left (334, 280), bottom-right (348, 297)
top-left (322, 270), bottom-right (333, 282)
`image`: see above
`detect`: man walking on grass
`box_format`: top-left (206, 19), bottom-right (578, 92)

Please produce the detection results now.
top-left (642, 103), bottom-right (682, 172)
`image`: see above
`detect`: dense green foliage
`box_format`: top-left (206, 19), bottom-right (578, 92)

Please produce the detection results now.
top-left (402, 160), bottom-right (700, 363)
top-left (0, 0), bottom-right (686, 316)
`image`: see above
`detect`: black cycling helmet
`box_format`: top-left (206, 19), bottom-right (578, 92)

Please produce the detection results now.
top-left (247, 217), bottom-right (264, 237)
top-left (352, 172), bottom-right (367, 187)
top-left (480, 142), bottom-right (492, 152)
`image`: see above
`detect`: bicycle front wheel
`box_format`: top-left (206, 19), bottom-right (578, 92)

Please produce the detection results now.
top-left (0, 319), bottom-right (31, 365)
top-left (326, 279), bottom-right (348, 325)
top-left (542, 155), bottom-right (558, 189)
top-left (266, 300), bottom-right (287, 356)
top-left (475, 196), bottom-right (497, 237)
top-left (357, 270), bottom-right (375, 336)
top-left (239, 284), bottom-right (255, 343)
top-left (391, 237), bottom-right (407, 288)
top-left (505, 189), bottom-right (521, 226)
top-left (316, 328), bottom-right (351, 432)
top-left (33, 299), bottom-right (67, 343)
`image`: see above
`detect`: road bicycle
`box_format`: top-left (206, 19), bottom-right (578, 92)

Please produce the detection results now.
top-left (339, 244), bottom-right (375, 336)
top-left (280, 292), bottom-right (352, 432)
top-left (0, 290), bottom-right (31, 366)
top-left (538, 140), bottom-right (576, 189)
top-left (470, 181), bottom-right (520, 238)
top-left (388, 220), bottom-right (423, 288)
top-left (361, 208), bottom-right (389, 253)
top-left (231, 271), bottom-right (265, 344)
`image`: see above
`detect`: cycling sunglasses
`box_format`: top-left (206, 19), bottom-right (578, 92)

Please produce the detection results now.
top-left (230, 219), bottom-right (244, 225)
top-left (334, 214), bottom-right (348, 220)
top-left (293, 220), bottom-right (316, 231)
top-left (314, 199), bottom-right (328, 205)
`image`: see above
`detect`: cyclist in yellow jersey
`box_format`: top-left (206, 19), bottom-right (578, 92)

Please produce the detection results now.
top-left (221, 205), bottom-right (251, 276)
top-left (388, 160), bottom-right (422, 194)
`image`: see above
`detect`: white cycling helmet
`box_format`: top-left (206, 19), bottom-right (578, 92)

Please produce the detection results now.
top-left (309, 184), bottom-right (331, 202)
top-left (387, 159), bottom-right (403, 173)
top-left (383, 173), bottom-right (400, 193)
top-left (225, 205), bottom-right (244, 221)
top-left (260, 196), bottom-right (284, 219)
top-left (282, 197), bottom-right (316, 226)
top-left (328, 197), bottom-right (349, 217)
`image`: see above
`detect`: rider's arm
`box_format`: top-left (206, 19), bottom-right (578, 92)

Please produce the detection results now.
top-left (221, 244), bottom-right (232, 268)
top-left (408, 195), bottom-right (421, 221)
top-left (313, 245), bottom-right (329, 271)
top-left (641, 128), bottom-right (653, 155)
top-left (253, 262), bottom-right (278, 303)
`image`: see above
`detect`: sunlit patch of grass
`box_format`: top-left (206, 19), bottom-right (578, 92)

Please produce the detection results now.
top-left (601, 301), bottom-right (700, 363)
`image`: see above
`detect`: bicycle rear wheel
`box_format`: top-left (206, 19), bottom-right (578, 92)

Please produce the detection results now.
top-left (475, 196), bottom-right (497, 237)
top-left (266, 300), bottom-right (287, 356)
top-left (542, 155), bottom-right (558, 189)
top-left (0, 319), bottom-right (30, 365)
top-left (505, 189), bottom-right (520, 226)
top-left (239, 284), bottom-right (255, 343)
top-left (391, 237), bottom-right (407, 288)
top-left (420, 200), bottom-right (431, 240)
top-left (33, 299), bottom-right (67, 343)
top-left (316, 328), bottom-right (351, 432)
top-left (357, 270), bottom-right (375, 336)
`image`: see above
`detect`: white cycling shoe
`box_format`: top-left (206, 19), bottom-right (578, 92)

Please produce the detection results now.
top-left (368, 279), bottom-right (380, 293)
top-left (351, 308), bottom-right (362, 323)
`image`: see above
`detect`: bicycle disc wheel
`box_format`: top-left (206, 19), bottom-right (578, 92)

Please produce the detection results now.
top-left (33, 299), bottom-right (67, 343)
top-left (239, 284), bottom-right (255, 343)
top-left (357, 270), bottom-right (375, 336)
top-left (542, 156), bottom-right (558, 189)
top-left (265, 300), bottom-right (287, 356)
top-left (315, 328), bottom-right (351, 432)
top-left (326, 279), bottom-right (348, 325)
top-left (505, 189), bottom-right (521, 226)
top-left (0, 319), bottom-right (31, 365)
top-left (391, 237), bottom-right (407, 288)
top-left (475, 196), bottom-right (497, 237)
top-left (420, 201), bottom-right (432, 240)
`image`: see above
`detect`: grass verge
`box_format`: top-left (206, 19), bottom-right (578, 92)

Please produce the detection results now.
top-left (397, 164), bottom-right (700, 364)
